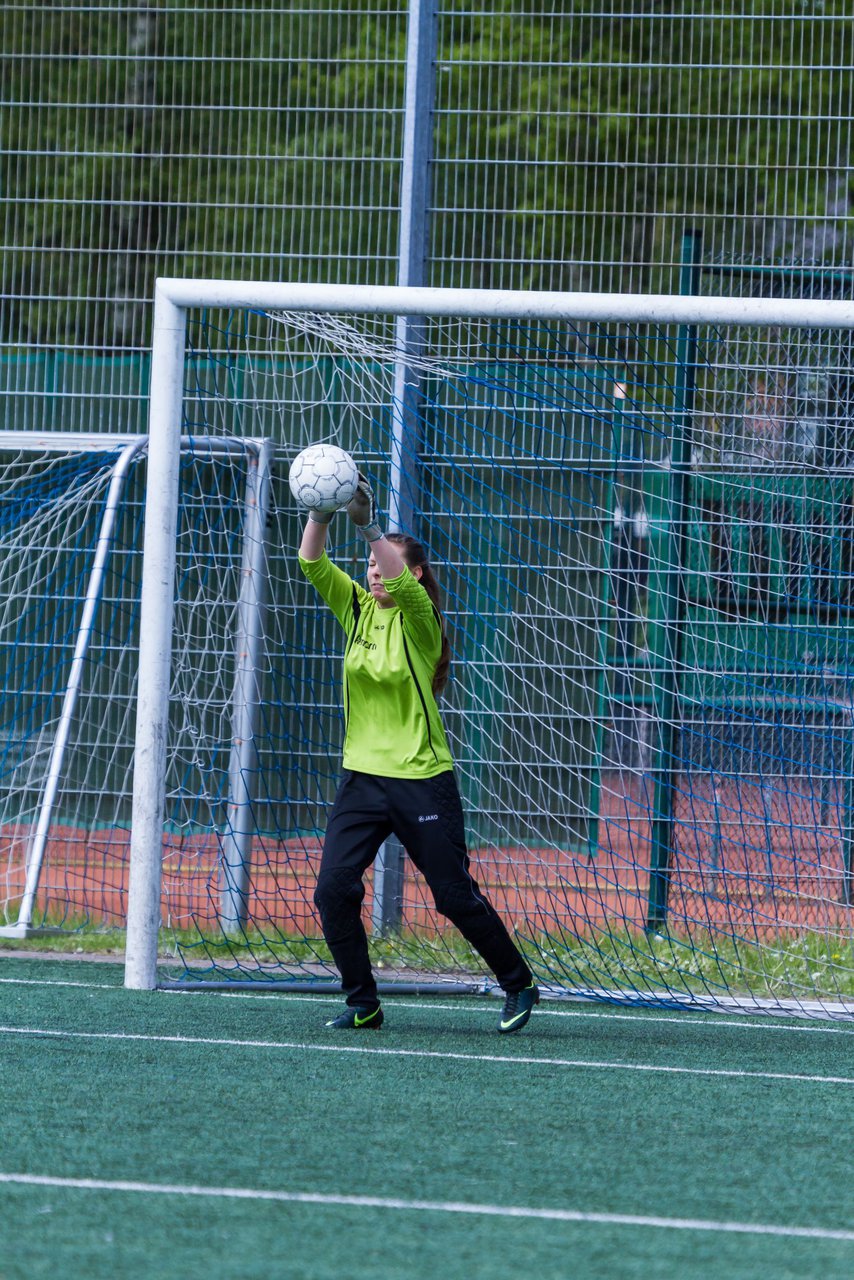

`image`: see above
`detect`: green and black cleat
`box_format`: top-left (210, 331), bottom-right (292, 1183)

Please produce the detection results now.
top-left (498, 982), bottom-right (539, 1034)
top-left (325, 1005), bottom-right (384, 1030)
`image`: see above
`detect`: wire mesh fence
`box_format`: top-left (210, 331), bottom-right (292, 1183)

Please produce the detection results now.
top-left (2, 5), bottom-right (854, 999)
top-left (2, 2), bottom-right (852, 369)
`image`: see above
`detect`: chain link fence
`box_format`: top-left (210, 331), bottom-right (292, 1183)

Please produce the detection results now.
top-left (3, 2), bottom-right (852, 371)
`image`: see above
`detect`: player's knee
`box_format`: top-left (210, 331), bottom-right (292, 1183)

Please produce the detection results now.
top-left (314, 867), bottom-right (364, 919)
top-left (431, 879), bottom-right (481, 924)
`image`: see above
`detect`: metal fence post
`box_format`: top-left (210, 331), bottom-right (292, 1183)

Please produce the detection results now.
top-left (373, 0), bottom-right (438, 936)
top-left (645, 229), bottom-right (702, 931)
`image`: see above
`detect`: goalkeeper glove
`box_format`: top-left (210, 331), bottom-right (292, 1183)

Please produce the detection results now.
top-left (347, 473), bottom-right (383, 543)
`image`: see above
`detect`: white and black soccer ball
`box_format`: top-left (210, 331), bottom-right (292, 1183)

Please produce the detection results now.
top-left (288, 443), bottom-right (360, 514)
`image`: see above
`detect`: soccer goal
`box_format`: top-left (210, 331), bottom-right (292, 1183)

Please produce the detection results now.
top-left (6, 281), bottom-right (854, 1019)
top-left (0, 429), bottom-right (271, 944)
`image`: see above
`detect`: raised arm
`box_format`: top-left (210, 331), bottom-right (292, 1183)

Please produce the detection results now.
top-left (299, 508), bottom-right (333, 561)
top-left (345, 473), bottom-right (407, 576)
top-left (362, 531), bottom-right (407, 578)
top-left (300, 468), bottom-right (408, 578)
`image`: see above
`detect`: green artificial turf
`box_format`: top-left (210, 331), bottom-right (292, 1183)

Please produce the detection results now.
top-left (0, 955), bottom-right (852, 1279)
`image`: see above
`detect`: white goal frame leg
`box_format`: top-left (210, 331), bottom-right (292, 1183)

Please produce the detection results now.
top-left (125, 290), bottom-right (186, 990)
top-left (220, 439), bottom-right (273, 932)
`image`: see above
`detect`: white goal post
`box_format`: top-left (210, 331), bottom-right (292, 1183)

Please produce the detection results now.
top-left (120, 279), bottom-right (854, 1017)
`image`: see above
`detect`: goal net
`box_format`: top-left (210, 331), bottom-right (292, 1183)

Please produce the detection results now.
top-left (0, 433), bottom-right (265, 942)
top-left (5, 284), bottom-right (854, 1019)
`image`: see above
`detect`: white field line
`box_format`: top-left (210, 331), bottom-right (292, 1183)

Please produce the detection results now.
top-left (2, 973), bottom-right (854, 1036)
top-left (1, 1023), bottom-right (853, 1085)
top-left (0, 1172), bottom-right (852, 1243)
top-left (183, 988), bottom-right (854, 1036)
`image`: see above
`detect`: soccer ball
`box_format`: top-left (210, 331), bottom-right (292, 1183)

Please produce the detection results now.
top-left (288, 443), bottom-right (360, 514)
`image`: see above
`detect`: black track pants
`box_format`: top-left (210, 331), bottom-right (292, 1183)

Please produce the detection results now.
top-left (313, 769), bottom-right (533, 1009)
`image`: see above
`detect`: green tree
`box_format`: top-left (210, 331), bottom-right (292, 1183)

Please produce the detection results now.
top-left (2, 1), bottom-right (853, 350)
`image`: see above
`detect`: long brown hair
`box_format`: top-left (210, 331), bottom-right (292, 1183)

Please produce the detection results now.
top-left (385, 534), bottom-right (451, 696)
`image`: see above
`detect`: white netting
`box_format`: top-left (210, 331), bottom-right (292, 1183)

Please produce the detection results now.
top-left (5, 300), bottom-right (854, 1018)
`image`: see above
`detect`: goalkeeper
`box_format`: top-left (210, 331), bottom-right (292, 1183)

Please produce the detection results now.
top-left (298, 474), bottom-right (539, 1034)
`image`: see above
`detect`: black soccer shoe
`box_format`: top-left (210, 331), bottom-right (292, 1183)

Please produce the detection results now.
top-left (498, 982), bottom-right (540, 1034)
top-left (325, 1005), bottom-right (384, 1030)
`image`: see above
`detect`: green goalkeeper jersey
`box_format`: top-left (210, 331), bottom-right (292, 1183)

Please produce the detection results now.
top-left (299, 552), bottom-right (454, 779)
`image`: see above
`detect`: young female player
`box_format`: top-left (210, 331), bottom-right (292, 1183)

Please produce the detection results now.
top-left (298, 475), bottom-right (539, 1033)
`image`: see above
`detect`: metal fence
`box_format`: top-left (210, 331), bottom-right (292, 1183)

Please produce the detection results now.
top-left (2, 2), bottom-right (852, 378)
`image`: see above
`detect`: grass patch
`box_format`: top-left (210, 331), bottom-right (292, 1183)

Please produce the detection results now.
top-left (0, 928), bottom-right (127, 956)
top-left (4, 916), bottom-right (853, 1004)
top-left (530, 927), bottom-right (854, 1001)
top-left (1, 963), bottom-right (853, 1279)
